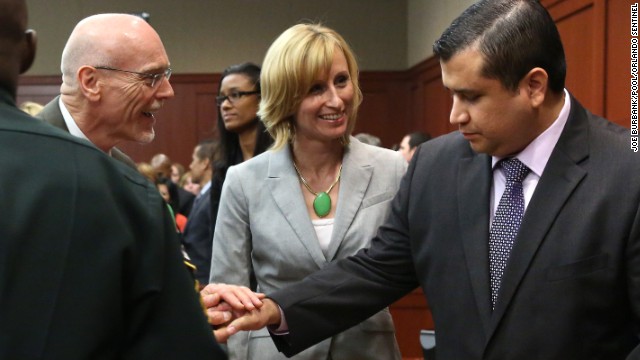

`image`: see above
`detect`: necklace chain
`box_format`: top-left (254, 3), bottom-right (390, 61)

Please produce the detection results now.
top-left (292, 162), bottom-right (342, 196)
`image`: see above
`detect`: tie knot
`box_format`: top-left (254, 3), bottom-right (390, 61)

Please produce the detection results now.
top-left (500, 158), bottom-right (530, 183)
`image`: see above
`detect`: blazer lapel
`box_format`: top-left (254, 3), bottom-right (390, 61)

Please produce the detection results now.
top-left (326, 141), bottom-right (373, 261)
top-left (267, 146), bottom-right (327, 268)
top-left (489, 95), bottom-right (590, 335)
top-left (458, 151), bottom-right (493, 336)
top-left (37, 96), bottom-right (69, 131)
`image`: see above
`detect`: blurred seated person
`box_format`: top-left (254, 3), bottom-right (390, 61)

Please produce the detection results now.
top-left (19, 100), bottom-right (43, 116)
top-left (151, 153), bottom-right (194, 216)
top-left (171, 162), bottom-right (185, 184)
top-left (180, 171), bottom-right (202, 196)
top-left (156, 176), bottom-right (187, 232)
top-left (137, 161), bottom-right (156, 182)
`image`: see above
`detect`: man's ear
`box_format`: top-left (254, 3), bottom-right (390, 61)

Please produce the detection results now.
top-left (521, 67), bottom-right (548, 108)
top-left (19, 29), bottom-right (36, 74)
top-left (78, 65), bottom-right (101, 100)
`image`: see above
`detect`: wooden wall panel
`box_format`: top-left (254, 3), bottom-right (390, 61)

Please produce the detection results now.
top-left (389, 289), bottom-right (434, 359)
top-left (408, 57), bottom-right (452, 139)
top-left (549, 0), bottom-right (606, 115)
top-left (357, 72), bottom-right (411, 148)
top-left (16, 76), bottom-right (60, 109)
top-left (606, 0), bottom-right (636, 127)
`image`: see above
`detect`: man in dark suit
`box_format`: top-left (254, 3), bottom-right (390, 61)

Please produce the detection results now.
top-left (36, 12), bottom-right (175, 169)
top-left (208, 0), bottom-right (640, 358)
top-left (183, 140), bottom-right (219, 286)
top-left (0, 1), bottom-right (226, 358)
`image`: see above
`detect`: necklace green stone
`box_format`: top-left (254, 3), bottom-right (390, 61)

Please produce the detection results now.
top-left (293, 162), bottom-right (342, 218)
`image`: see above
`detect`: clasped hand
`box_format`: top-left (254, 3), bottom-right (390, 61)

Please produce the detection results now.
top-left (200, 283), bottom-right (281, 343)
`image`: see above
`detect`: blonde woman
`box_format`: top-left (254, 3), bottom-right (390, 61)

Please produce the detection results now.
top-left (209, 23), bottom-right (405, 360)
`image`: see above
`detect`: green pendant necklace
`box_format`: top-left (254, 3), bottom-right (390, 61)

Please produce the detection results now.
top-left (293, 162), bottom-right (342, 218)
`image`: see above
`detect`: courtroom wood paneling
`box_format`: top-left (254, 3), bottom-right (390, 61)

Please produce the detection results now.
top-left (548, 0), bottom-right (606, 115)
top-left (606, 0), bottom-right (636, 127)
top-left (358, 72), bottom-right (411, 148)
top-left (16, 76), bottom-right (60, 109)
top-left (408, 57), bottom-right (454, 139)
top-left (389, 288), bottom-right (434, 359)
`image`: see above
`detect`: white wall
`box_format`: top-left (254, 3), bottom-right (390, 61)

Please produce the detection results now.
top-left (24, 0), bottom-right (478, 75)
top-left (407, 0), bottom-right (475, 67)
top-left (24, 0), bottom-right (407, 75)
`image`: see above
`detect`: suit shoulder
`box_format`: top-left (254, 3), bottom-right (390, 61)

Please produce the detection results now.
top-left (227, 149), bottom-right (271, 178)
top-left (417, 131), bottom-right (472, 160)
top-left (0, 107), bottom-right (109, 158)
top-left (352, 140), bottom-right (403, 163)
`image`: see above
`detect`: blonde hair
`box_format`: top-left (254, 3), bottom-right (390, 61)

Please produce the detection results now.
top-left (19, 101), bottom-right (44, 116)
top-left (258, 23), bottom-right (362, 150)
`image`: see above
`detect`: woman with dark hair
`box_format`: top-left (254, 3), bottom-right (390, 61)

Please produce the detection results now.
top-left (210, 62), bottom-right (273, 235)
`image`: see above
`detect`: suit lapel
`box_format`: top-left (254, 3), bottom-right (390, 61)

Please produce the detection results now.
top-left (37, 96), bottom-right (69, 131)
top-left (267, 146), bottom-right (327, 268)
top-left (38, 97), bottom-right (137, 170)
top-left (458, 151), bottom-right (493, 336)
top-left (326, 141), bottom-right (372, 261)
top-left (488, 95), bottom-right (590, 336)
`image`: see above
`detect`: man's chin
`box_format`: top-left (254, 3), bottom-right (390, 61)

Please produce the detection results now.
top-left (136, 130), bottom-right (155, 144)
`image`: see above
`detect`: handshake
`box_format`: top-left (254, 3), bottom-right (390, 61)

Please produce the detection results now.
top-left (200, 283), bottom-right (283, 343)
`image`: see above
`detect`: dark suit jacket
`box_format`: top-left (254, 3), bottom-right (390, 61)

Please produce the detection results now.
top-left (0, 88), bottom-right (226, 359)
top-left (178, 187), bottom-right (196, 217)
top-left (37, 96), bottom-right (138, 169)
top-left (269, 95), bottom-right (640, 359)
top-left (182, 187), bottom-right (212, 284)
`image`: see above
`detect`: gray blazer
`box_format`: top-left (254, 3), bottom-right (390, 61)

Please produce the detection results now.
top-left (211, 137), bottom-right (406, 360)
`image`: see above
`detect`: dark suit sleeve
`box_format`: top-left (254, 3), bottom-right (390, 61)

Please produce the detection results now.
top-left (627, 203), bottom-right (640, 358)
top-left (182, 194), bottom-right (213, 284)
top-left (267, 152), bottom-right (422, 356)
top-left (119, 178), bottom-right (226, 359)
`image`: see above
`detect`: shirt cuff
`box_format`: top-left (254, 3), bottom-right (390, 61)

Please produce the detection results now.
top-left (267, 304), bottom-right (289, 335)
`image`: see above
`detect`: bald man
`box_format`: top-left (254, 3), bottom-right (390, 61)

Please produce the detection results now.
top-left (37, 13), bottom-right (174, 168)
top-left (0, 1), bottom-right (226, 358)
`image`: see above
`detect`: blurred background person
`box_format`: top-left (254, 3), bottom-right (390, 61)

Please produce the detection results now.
top-left (151, 152), bottom-right (195, 217)
top-left (209, 23), bottom-right (405, 360)
top-left (171, 162), bottom-right (185, 184)
top-left (156, 175), bottom-right (187, 233)
top-left (180, 170), bottom-right (201, 196)
top-left (398, 131), bottom-right (431, 162)
top-left (210, 62), bottom-right (273, 236)
top-left (19, 100), bottom-right (43, 115)
top-left (182, 139), bottom-right (219, 287)
top-left (137, 161), bottom-right (156, 182)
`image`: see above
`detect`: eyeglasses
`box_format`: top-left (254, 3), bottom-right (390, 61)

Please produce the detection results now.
top-left (216, 90), bottom-right (260, 106)
top-left (94, 66), bottom-right (172, 88)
